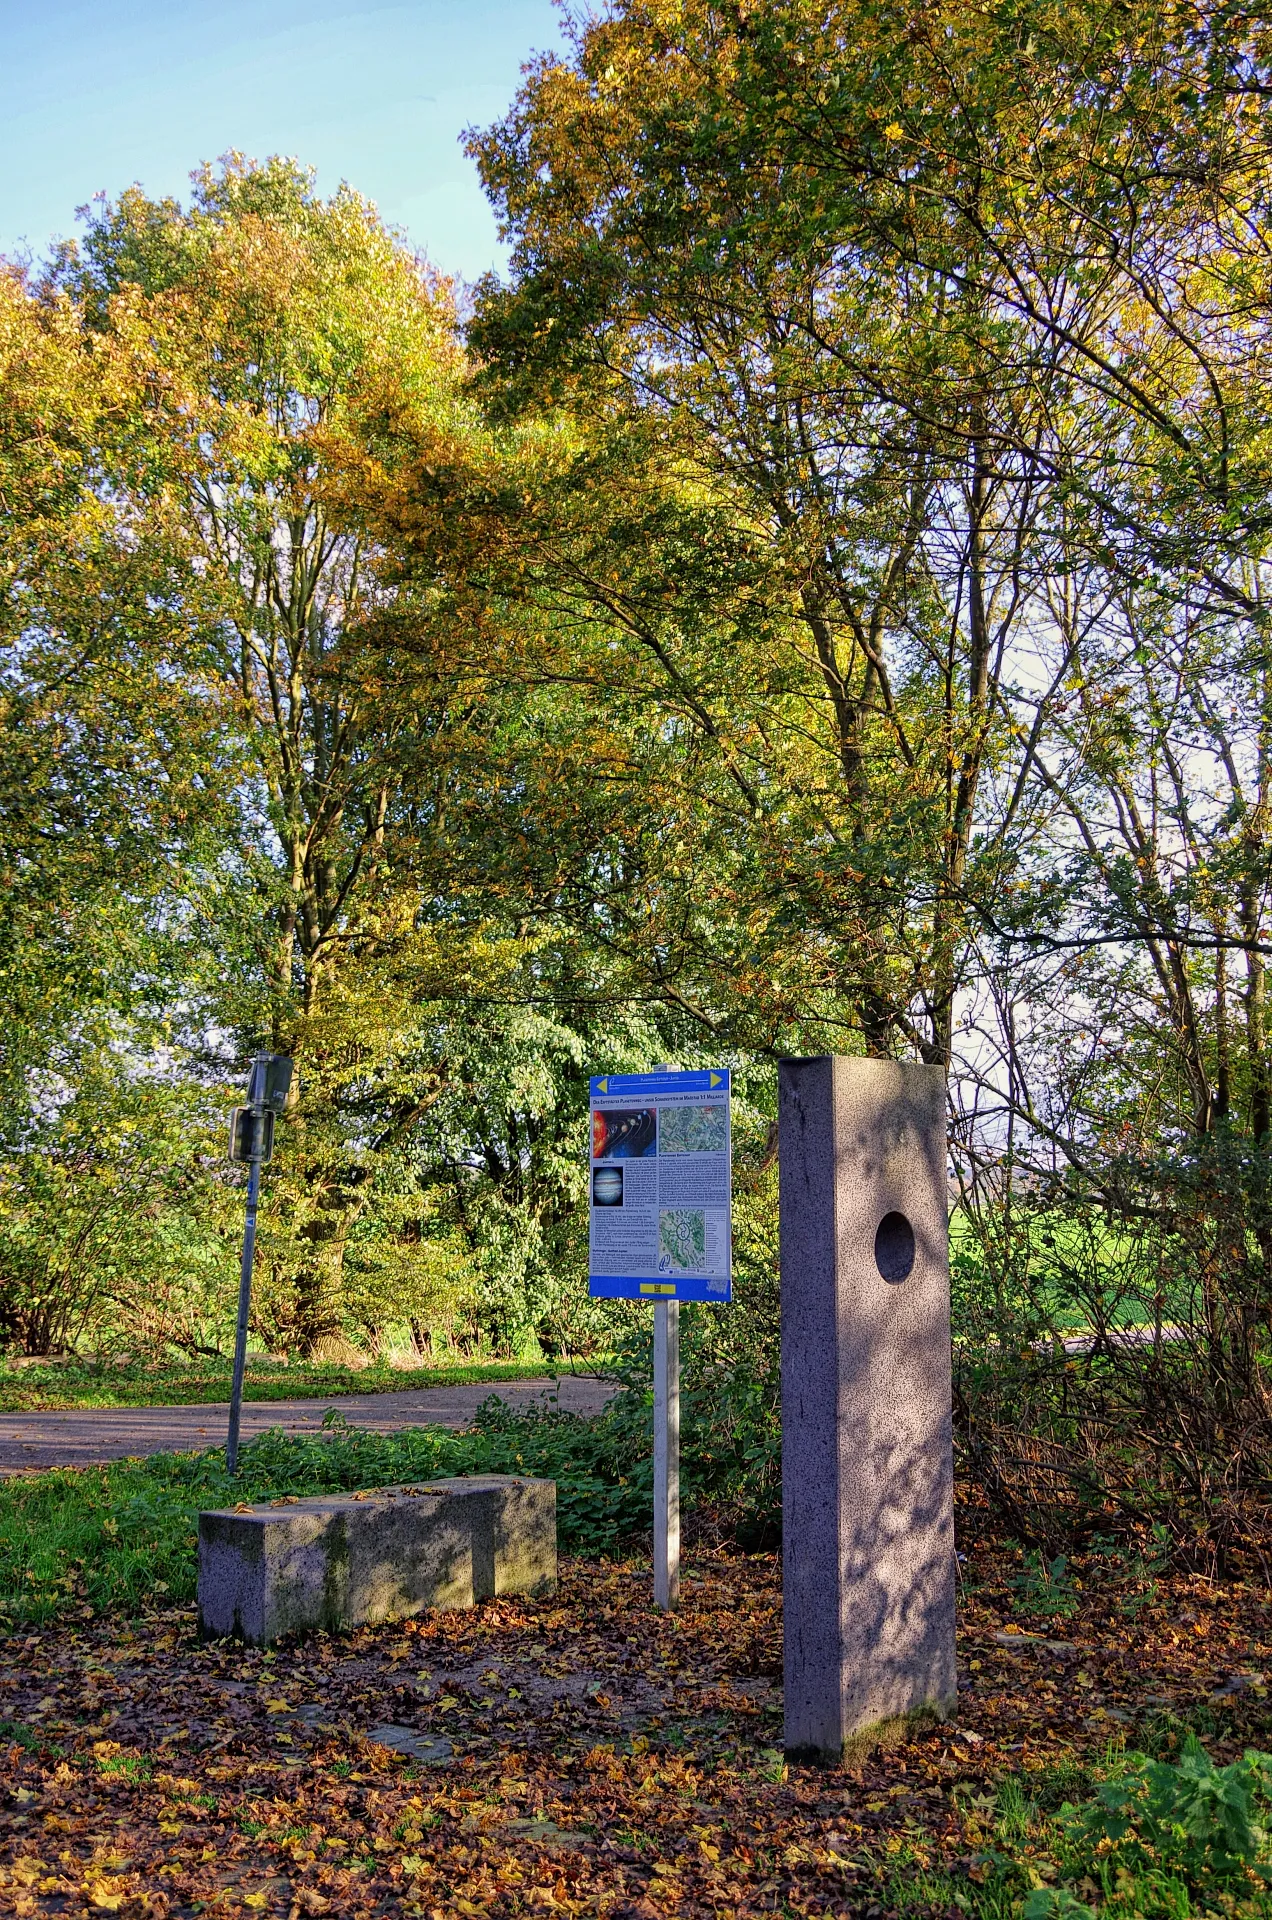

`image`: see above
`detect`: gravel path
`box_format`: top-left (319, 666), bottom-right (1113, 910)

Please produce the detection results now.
top-left (0, 1374), bottom-right (617, 1473)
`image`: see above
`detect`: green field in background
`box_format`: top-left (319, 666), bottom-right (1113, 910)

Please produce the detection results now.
top-left (0, 1355), bottom-right (570, 1413)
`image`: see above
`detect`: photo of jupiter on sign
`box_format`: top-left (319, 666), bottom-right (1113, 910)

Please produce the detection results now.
top-left (591, 1167), bottom-right (624, 1206)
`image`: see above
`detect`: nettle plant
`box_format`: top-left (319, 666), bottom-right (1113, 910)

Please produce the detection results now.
top-left (1027, 1737), bottom-right (1272, 1919)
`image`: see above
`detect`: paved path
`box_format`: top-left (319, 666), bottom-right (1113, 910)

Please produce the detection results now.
top-left (0, 1375), bottom-right (618, 1474)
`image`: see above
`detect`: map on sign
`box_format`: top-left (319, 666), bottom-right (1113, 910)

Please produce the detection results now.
top-left (659, 1209), bottom-right (706, 1270)
top-left (657, 1106), bottom-right (727, 1154)
top-left (588, 1069), bottom-right (732, 1304)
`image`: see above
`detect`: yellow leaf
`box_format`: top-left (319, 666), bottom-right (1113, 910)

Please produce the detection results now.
top-left (242, 1895), bottom-right (269, 1910)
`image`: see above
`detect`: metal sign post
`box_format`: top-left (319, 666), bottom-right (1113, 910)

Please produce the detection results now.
top-left (587, 1065), bottom-right (731, 1611)
top-left (226, 1052), bottom-right (293, 1476)
top-left (225, 1132), bottom-right (263, 1476)
top-left (653, 1297), bottom-right (680, 1609)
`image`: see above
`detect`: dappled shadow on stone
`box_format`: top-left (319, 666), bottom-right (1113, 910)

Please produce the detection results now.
top-left (780, 1056), bottom-right (956, 1759)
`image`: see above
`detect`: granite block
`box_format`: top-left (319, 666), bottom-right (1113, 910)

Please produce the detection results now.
top-left (197, 1474), bottom-right (555, 1644)
top-left (410, 1474), bottom-right (557, 1599)
top-left (779, 1056), bottom-right (956, 1760)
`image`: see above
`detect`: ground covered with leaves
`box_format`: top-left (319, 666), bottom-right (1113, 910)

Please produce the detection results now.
top-left (1, 1538), bottom-right (1270, 1919)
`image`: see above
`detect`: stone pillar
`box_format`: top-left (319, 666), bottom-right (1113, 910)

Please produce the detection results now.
top-left (779, 1056), bottom-right (955, 1761)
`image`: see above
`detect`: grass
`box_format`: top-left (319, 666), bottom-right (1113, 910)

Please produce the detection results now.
top-left (883, 1740), bottom-right (1272, 1920)
top-left (0, 1352), bottom-right (570, 1412)
top-left (0, 1397), bottom-right (650, 1626)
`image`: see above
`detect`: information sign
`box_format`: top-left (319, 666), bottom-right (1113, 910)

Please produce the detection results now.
top-left (588, 1068), bottom-right (732, 1303)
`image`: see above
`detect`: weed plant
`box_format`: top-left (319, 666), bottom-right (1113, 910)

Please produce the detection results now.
top-left (1011, 1551), bottom-right (1080, 1621)
top-left (895, 1737), bottom-right (1272, 1920)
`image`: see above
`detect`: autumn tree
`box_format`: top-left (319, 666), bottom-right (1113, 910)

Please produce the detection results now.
top-left (437, 0), bottom-right (1272, 1541)
top-left (0, 263), bottom-right (231, 1114)
top-left (434, 0), bottom-right (1272, 1132)
top-left (422, 0), bottom-right (1096, 1070)
top-left (29, 157), bottom-right (659, 1357)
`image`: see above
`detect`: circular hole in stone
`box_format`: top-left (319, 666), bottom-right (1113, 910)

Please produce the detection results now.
top-left (875, 1210), bottom-right (915, 1282)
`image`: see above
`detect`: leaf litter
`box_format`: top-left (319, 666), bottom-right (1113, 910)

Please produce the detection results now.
top-left (0, 1541), bottom-right (1269, 1916)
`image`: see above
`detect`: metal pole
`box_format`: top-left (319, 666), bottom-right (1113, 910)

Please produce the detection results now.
top-left (653, 1298), bottom-right (680, 1609)
top-left (226, 1136), bottom-right (262, 1476)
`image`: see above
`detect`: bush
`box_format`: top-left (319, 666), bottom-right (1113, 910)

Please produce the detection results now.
top-left (915, 1741), bottom-right (1272, 1920)
top-left (600, 1153), bottom-right (782, 1549)
top-left (952, 1138), bottom-right (1272, 1573)
top-left (0, 1393), bottom-right (655, 1627)
top-left (0, 1055), bottom-right (231, 1356)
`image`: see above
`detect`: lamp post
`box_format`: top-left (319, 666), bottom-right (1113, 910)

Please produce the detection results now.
top-left (226, 1052), bottom-right (292, 1475)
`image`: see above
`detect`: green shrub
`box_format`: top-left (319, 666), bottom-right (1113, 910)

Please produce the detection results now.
top-left (608, 1155), bottom-right (782, 1549)
top-left (997, 1738), bottom-right (1272, 1920)
top-left (0, 1394), bottom-right (654, 1627)
top-left (1062, 1736), bottom-right (1272, 1902)
top-left (1011, 1551), bottom-right (1079, 1621)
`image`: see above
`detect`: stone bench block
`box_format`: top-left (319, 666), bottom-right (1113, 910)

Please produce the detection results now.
top-left (197, 1474), bottom-right (555, 1645)
top-left (412, 1474), bottom-right (558, 1600)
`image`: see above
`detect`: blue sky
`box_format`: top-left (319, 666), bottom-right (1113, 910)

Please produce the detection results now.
top-left (0, 0), bottom-right (566, 283)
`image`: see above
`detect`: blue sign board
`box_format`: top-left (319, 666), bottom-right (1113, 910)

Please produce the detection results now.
top-left (588, 1068), bottom-right (732, 1304)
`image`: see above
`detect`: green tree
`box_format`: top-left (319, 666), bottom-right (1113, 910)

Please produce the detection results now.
top-left (0, 263), bottom-right (230, 1119)
top-left (46, 158), bottom-right (479, 1350)
top-left (0, 1048), bottom-right (231, 1356)
top-left (46, 158), bottom-right (637, 1357)
top-left (412, 0), bottom-right (1081, 1068)
top-left (441, 0), bottom-right (1272, 1102)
